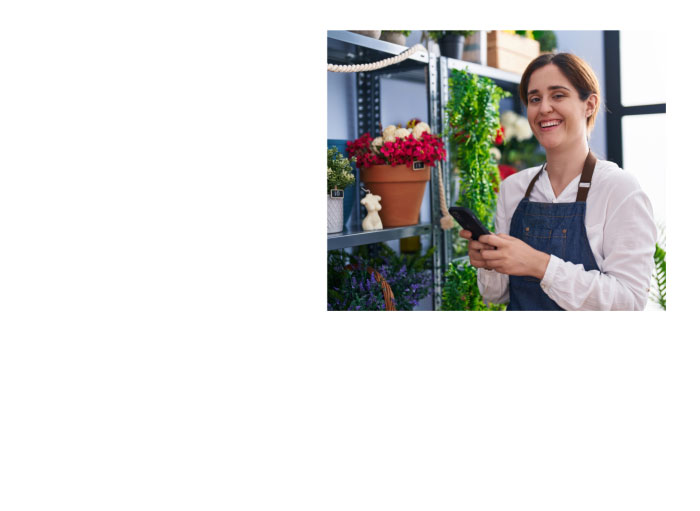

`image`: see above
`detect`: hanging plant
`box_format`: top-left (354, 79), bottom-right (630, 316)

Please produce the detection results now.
top-left (442, 68), bottom-right (509, 310)
top-left (446, 68), bottom-right (510, 231)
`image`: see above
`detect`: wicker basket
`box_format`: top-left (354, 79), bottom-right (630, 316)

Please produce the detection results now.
top-left (345, 264), bottom-right (396, 311)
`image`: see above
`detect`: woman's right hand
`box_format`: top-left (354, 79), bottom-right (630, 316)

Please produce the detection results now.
top-left (459, 230), bottom-right (496, 269)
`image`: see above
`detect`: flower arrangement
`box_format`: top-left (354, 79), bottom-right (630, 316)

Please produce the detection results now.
top-left (327, 243), bottom-right (434, 311)
top-left (327, 146), bottom-right (356, 194)
top-left (346, 120), bottom-right (446, 169)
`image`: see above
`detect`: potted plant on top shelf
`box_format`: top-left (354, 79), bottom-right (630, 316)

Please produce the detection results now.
top-left (346, 119), bottom-right (446, 228)
top-left (379, 30), bottom-right (412, 46)
top-left (427, 31), bottom-right (476, 59)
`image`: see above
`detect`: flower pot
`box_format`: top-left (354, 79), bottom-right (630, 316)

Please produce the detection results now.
top-left (438, 34), bottom-right (465, 59)
top-left (328, 193), bottom-right (344, 233)
top-left (379, 31), bottom-right (407, 46)
top-left (360, 164), bottom-right (431, 228)
top-left (350, 30), bottom-right (381, 39)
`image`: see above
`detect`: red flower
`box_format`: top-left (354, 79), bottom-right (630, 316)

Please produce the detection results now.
top-left (498, 164), bottom-right (517, 181)
top-left (494, 125), bottom-right (505, 146)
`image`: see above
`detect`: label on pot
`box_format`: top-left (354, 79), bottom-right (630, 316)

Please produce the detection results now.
top-left (330, 189), bottom-right (344, 199)
top-left (412, 161), bottom-right (425, 171)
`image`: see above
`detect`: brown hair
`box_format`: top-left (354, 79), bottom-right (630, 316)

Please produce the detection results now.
top-left (519, 53), bottom-right (602, 137)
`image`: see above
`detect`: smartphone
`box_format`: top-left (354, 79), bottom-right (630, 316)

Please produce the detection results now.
top-left (448, 206), bottom-right (492, 241)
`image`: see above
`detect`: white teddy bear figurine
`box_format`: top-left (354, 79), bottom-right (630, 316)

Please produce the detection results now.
top-left (361, 192), bottom-right (383, 231)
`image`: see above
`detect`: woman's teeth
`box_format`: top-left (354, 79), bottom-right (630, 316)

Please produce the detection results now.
top-left (540, 120), bottom-right (562, 129)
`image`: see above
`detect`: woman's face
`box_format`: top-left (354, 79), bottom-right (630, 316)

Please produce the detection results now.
top-left (525, 63), bottom-right (595, 152)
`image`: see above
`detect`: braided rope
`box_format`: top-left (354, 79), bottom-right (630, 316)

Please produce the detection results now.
top-left (327, 44), bottom-right (427, 73)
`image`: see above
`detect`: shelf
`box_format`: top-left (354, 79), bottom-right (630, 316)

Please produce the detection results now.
top-left (328, 223), bottom-right (433, 251)
top-left (445, 57), bottom-right (522, 87)
top-left (327, 31), bottom-right (430, 83)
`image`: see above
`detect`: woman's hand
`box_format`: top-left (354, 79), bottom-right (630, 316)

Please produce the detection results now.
top-left (458, 229), bottom-right (497, 269)
top-left (477, 233), bottom-right (551, 279)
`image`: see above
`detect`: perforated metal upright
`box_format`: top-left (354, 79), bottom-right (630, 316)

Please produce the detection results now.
top-left (353, 46), bottom-right (445, 310)
top-left (426, 52), bottom-right (443, 310)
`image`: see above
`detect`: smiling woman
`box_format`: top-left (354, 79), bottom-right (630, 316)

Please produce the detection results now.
top-left (458, 52), bottom-right (657, 311)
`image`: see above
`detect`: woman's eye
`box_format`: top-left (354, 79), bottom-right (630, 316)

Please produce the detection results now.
top-left (529, 97), bottom-right (540, 103)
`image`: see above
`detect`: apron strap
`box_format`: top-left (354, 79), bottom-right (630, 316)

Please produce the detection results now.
top-left (523, 150), bottom-right (597, 202)
top-left (575, 150), bottom-right (597, 202)
top-left (524, 163), bottom-right (545, 199)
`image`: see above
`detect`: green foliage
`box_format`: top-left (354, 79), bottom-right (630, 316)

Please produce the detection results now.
top-left (652, 243), bottom-right (666, 310)
top-left (427, 31), bottom-right (475, 41)
top-left (440, 260), bottom-right (505, 311)
top-left (500, 135), bottom-right (545, 170)
top-left (327, 146), bottom-right (356, 194)
top-left (446, 68), bottom-right (510, 258)
top-left (532, 30), bottom-right (558, 52)
top-left (383, 30), bottom-right (412, 37)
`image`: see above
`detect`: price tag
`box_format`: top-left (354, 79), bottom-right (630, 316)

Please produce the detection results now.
top-left (330, 189), bottom-right (344, 199)
top-left (413, 161), bottom-right (425, 171)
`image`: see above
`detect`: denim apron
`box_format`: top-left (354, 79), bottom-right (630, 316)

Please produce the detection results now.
top-left (507, 151), bottom-right (600, 311)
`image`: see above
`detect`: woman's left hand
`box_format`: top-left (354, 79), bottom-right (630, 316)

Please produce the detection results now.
top-left (478, 233), bottom-right (551, 279)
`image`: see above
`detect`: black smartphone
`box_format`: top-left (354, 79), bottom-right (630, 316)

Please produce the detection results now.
top-left (448, 206), bottom-right (492, 241)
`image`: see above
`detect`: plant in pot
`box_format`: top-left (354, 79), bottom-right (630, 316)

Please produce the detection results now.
top-left (327, 146), bottom-right (356, 234)
top-left (379, 30), bottom-right (412, 46)
top-left (427, 31), bottom-right (476, 59)
top-left (346, 119), bottom-right (446, 228)
top-left (440, 260), bottom-right (505, 311)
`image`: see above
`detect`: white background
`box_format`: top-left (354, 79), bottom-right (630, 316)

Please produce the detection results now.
top-left (0, 1), bottom-right (697, 510)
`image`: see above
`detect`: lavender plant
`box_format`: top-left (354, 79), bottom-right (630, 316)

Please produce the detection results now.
top-left (327, 244), bottom-right (434, 311)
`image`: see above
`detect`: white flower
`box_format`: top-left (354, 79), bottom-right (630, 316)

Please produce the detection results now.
top-left (382, 125), bottom-right (397, 142)
top-left (394, 128), bottom-right (410, 140)
top-left (489, 147), bottom-right (501, 161)
top-left (514, 117), bottom-right (533, 141)
top-left (412, 121), bottom-right (431, 139)
top-left (370, 136), bottom-right (384, 155)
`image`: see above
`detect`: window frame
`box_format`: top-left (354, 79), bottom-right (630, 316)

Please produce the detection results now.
top-left (603, 30), bottom-right (666, 167)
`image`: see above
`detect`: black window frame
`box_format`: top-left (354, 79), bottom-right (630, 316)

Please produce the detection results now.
top-left (604, 30), bottom-right (666, 168)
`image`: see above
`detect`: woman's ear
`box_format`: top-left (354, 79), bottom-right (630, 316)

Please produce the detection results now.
top-left (586, 93), bottom-right (599, 118)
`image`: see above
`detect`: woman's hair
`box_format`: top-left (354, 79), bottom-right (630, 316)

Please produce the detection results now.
top-left (519, 53), bottom-right (602, 137)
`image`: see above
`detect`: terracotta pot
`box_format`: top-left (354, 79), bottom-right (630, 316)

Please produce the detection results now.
top-left (360, 164), bottom-right (431, 227)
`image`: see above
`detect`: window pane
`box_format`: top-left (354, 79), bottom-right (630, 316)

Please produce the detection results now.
top-left (620, 31), bottom-right (666, 106)
top-left (621, 114), bottom-right (665, 226)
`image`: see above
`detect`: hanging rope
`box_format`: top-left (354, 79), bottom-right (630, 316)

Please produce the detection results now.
top-left (437, 162), bottom-right (454, 230)
top-left (328, 42), bottom-right (453, 231)
top-left (327, 44), bottom-right (427, 73)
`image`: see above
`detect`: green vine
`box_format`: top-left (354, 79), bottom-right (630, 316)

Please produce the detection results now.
top-left (440, 261), bottom-right (505, 311)
top-left (441, 69), bottom-right (509, 310)
top-left (446, 68), bottom-right (510, 232)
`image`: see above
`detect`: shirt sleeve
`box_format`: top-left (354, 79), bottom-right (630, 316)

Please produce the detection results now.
top-left (476, 178), bottom-right (510, 305)
top-left (539, 189), bottom-right (657, 311)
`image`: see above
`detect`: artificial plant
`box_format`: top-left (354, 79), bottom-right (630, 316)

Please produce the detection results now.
top-left (441, 68), bottom-right (509, 310)
top-left (440, 261), bottom-right (505, 311)
top-left (446, 68), bottom-right (510, 256)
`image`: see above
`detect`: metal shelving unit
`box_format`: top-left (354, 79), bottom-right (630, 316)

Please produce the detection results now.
top-left (327, 31), bottom-right (524, 310)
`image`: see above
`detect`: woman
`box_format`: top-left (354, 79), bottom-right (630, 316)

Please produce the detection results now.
top-left (460, 53), bottom-right (656, 311)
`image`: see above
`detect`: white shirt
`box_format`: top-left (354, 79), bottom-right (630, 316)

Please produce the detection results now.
top-left (477, 158), bottom-right (657, 310)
